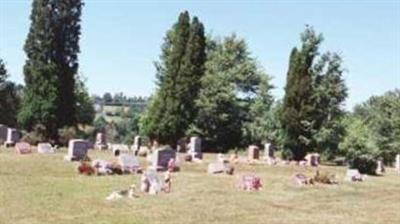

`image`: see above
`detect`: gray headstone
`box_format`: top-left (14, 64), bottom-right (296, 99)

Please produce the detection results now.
top-left (0, 124), bottom-right (7, 142)
top-left (152, 146), bottom-right (176, 170)
top-left (65, 139), bottom-right (89, 161)
top-left (190, 137), bottom-right (202, 159)
top-left (118, 154), bottom-right (139, 172)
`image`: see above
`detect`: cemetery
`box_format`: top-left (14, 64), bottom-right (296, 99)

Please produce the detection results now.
top-left (0, 1), bottom-right (399, 224)
top-left (1, 141), bottom-right (400, 223)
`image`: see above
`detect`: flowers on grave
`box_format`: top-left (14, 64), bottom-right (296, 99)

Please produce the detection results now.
top-left (237, 174), bottom-right (262, 191)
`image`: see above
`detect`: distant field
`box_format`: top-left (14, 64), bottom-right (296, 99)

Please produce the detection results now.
top-left (0, 147), bottom-right (399, 224)
top-left (97, 105), bottom-right (131, 123)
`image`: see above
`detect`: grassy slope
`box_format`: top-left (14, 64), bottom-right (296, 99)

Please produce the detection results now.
top-left (0, 147), bottom-right (399, 224)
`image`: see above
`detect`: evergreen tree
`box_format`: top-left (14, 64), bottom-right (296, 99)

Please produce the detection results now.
top-left (141, 11), bottom-right (206, 146)
top-left (281, 26), bottom-right (347, 160)
top-left (18, 0), bottom-right (83, 139)
top-left (281, 27), bottom-right (323, 160)
top-left (75, 74), bottom-right (95, 126)
top-left (0, 58), bottom-right (20, 127)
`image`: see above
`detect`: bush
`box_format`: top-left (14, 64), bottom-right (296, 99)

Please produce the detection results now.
top-left (21, 124), bottom-right (49, 145)
top-left (346, 152), bottom-right (377, 175)
top-left (58, 126), bottom-right (77, 146)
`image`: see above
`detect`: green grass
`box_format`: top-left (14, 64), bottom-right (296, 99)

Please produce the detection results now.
top-left (1, 147), bottom-right (399, 224)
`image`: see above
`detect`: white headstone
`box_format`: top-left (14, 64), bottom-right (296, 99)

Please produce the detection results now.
top-left (4, 128), bottom-right (20, 147)
top-left (132, 136), bottom-right (142, 151)
top-left (305, 153), bottom-right (320, 167)
top-left (118, 154), bottom-right (139, 173)
top-left (264, 143), bottom-right (275, 158)
top-left (345, 169), bottom-right (363, 182)
top-left (396, 154), bottom-right (400, 174)
top-left (376, 160), bottom-right (385, 175)
top-left (144, 170), bottom-right (162, 195)
top-left (190, 137), bottom-right (202, 159)
top-left (95, 132), bottom-right (107, 150)
top-left (65, 139), bottom-right (89, 161)
top-left (207, 162), bottom-right (226, 174)
top-left (37, 143), bottom-right (54, 153)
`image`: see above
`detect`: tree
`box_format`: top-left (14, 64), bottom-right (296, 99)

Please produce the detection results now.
top-left (281, 27), bottom-right (322, 160)
top-left (192, 35), bottom-right (272, 151)
top-left (75, 74), bottom-right (95, 126)
top-left (352, 89), bottom-right (400, 164)
top-left (0, 58), bottom-right (20, 127)
top-left (18, 0), bottom-right (83, 139)
top-left (281, 26), bottom-right (347, 160)
top-left (141, 11), bottom-right (206, 146)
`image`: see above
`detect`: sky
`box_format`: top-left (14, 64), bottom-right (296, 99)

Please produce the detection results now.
top-left (0, 0), bottom-right (399, 110)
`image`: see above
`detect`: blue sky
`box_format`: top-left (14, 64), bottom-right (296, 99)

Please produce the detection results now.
top-left (1, 0), bottom-right (399, 110)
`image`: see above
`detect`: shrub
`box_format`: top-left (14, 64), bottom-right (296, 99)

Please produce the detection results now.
top-left (58, 126), bottom-right (77, 146)
top-left (21, 124), bottom-right (49, 145)
top-left (346, 152), bottom-right (377, 175)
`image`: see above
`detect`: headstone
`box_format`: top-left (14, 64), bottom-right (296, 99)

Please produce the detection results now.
top-left (305, 153), bottom-right (320, 166)
top-left (132, 136), bottom-right (142, 152)
top-left (207, 162), bottom-right (226, 174)
top-left (396, 154), bottom-right (400, 174)
top-left (141, 170), bottom-right (162, 195)
top-left (111, 144), bottom-right (129, 157)
top-left (92, 159), bottom-right (113, 175)
top-left (37, 143), bottom-right (54, 153)
top-left (15, 142), bottom-right (31, 154)
top-left (64, 139), bottom-right (89, 161)
top-left (247, 145), bottom-right (260, 160)
top-left (264, 143), bottom-right (275, 158)
top-left (376, 160), bottom-right (385, 175)
top-left (345, 169), bottom-right (365, 182)
top-left (4, 128), bottom-right (20, 147)
top-left (237, 174), bottom-right (262, 191)
top-left (293, 173), bottom-right (313, 186)
top-left (95, 132), bottom-right (107, 150)
top-left (118, 154), bottom-right (140, 173)
top-left (0, 124), bottom-right (8, 142)
top-left (190, 137), bottom-right (202, 159)
top-left (217, 153), bottom-right (228, 163)
top-left (151, 146), bottom-right (176, 170)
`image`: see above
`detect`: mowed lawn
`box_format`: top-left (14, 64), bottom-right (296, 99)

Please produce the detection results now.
top-left (0, 147), bottom-right (399, 224)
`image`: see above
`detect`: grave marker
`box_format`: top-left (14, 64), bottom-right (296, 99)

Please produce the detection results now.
top-left (37, 143), bottom-right (54, 153)
top-left (64, 139), bottom-right (89, 161)
top-left (95, 132), bottom-right (107, 150)
top-left (151, 146), bottom-right (176, 171)
top-left (4, 128), bottom-right (20, 147)
top-left (248, 145), bottom-right (260, 160)
top-left (190, 137), bottom-right (202, 159)
top-left (15, 142), bottom-right (31, 154)
top-left (0, 124), bottom-right (7, 142)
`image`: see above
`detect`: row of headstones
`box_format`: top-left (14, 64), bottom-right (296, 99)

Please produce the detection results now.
top-left (94, 133), bottom-right (143, 151)
top-left (0, 124), bottom-right (20, 147)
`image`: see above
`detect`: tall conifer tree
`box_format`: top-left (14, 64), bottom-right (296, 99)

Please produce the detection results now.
top-left (141, 11), bottom-right (206, 146)
top-left (18, 0), bottom-right (83, 139)
top-left (281, 27), bottom-right (322, 160)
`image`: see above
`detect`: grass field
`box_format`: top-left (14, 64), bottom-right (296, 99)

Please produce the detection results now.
top-left (0, 147), bottom-right (399, 224)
